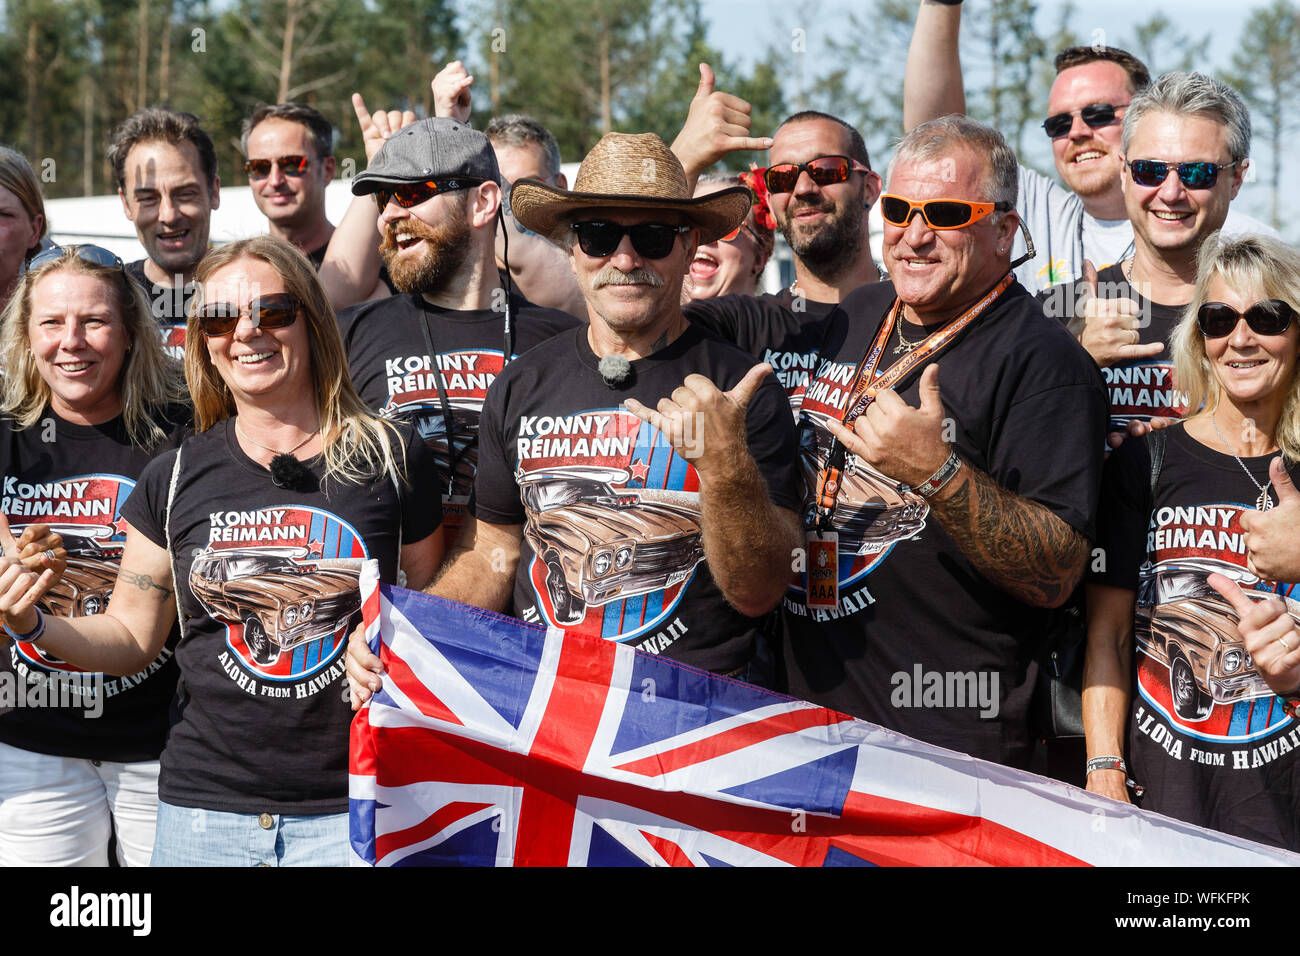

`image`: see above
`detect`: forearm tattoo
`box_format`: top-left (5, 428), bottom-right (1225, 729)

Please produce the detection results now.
top-left (118, 570), bottom-right (173, 597)
top-left (932, 464), bottom-right (1088, 607)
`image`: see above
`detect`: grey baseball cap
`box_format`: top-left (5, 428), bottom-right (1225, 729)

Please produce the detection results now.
top-left (351, 117), bottom-right (500, 194)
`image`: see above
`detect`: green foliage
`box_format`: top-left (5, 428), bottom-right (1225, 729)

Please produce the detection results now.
top-left (1223, 0), bottom-right (1300, 232)
top-left (1128, 13), bottom-right (1210, 77)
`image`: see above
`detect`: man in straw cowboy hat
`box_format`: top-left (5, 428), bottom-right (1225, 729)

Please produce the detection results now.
top-left (346, 132), bottom-right (801, 688)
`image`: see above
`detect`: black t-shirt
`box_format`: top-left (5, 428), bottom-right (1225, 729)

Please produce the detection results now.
top-left (339, 291), bottom-right (579, 529)
top-left (784, 279), bottom-right (1108, 768)
top-left (472, 324), bottom-right (800, 673)
top-left (1038, 263), bottom-right (1187, 430)
top-left (120, 419), bottom-right (442, 814)
top-left (125, 259), bottom-right (192, 363)
top-left (1092, 423), bottom-right (1300, 851)
top-left (685, 289), bottom-right (838, 415)
top-left (0, 407), bottom-right (189, 763)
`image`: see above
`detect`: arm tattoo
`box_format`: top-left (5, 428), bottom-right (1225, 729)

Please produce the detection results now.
top-left (931, 463), bottom-right (1089, 608)
top-left (118, 570), bottom-right (173, 597)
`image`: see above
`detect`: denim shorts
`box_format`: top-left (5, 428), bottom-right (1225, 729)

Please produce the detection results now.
top-left (151, 799), bottom-right (349, 866)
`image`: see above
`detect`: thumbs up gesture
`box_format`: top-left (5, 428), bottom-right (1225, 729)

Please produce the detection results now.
top-left (1240, 457), bottom-right (1300, 582)
top-left (824, 364), bottom-right (953, 491)
top-left (0, 514), bottom-right (63, 638)
top-left (1075, 259), bottom-right (1165, 368)
top-left (1207, 571), bottom-right (1300, 697)
top-left (624, 362), bottom-right (772, 481)
top-left (670, 63), bottom-right (774, 181)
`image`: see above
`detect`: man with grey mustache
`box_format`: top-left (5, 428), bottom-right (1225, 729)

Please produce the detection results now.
top-left (347, 132), bottom-right (801, 692)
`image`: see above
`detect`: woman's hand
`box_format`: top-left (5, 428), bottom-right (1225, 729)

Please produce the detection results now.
top-left (1209, 572), bottom-right (1300, 697)
top-left (0, 514), bottom-right (59, 637)
top-left (12, 521), bottom-right (66, 578)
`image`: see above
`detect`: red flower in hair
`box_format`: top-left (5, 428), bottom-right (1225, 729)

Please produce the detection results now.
top-left (739, 166), bottom-right (778, 233)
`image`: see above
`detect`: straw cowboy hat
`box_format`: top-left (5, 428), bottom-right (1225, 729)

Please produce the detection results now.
top-left (510, 132), bottom-right (751, 246)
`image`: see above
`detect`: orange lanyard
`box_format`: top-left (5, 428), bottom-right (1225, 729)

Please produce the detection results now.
top-left (811, 274), bottom-right (1015, 530)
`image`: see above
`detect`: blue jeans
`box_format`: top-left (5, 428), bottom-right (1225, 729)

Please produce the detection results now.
top-left (151, 799), bottom-right (348, 866)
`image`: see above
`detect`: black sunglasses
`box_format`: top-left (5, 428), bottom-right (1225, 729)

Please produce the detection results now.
top-left (1197, 299), bottom-right (1296, 338)
top-left (373, 178), bottom-right (483, 211)
top-left (762, 155), bottom-right (870, 195)
top-left (1041, 102), bottom-right (1127, 139)
top-left (244, 155), bottom-right (311, 179)
top-left (1127, 159), bottom-right (1236, 190)
top-left (570, 220), bottom-right (690, 259)
top-left (197, 293), bottom-right (301, 337)
top-left (26, 244), bottom-right (124, 273)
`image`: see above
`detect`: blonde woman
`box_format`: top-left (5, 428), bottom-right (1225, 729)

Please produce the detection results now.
top-left (1085, 234), bottom-right (1300, 851)
top-left (0, 236), bottom-right (443, 866)
top-left (0, 244), bottom-right (186, 866)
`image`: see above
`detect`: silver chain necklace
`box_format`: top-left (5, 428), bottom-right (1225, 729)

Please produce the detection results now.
top-left (1211, 409), bottom-right (1273, 511)
top-left (235, 418), bottom-right (319, 458)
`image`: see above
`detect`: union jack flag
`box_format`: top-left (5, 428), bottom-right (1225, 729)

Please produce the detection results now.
top-left (349, 563), bottom-right (1299, 866)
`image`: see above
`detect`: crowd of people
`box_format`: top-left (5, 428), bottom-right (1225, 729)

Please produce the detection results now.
top-left (2, 0), bottom-right (1300, 866)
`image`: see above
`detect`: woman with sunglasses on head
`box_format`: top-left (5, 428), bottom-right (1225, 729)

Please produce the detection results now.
top-left (0, 244), bottom-right (189, 866)
top-left (0, 146), bottom-right (48, 315)
top-left (686, 172), bottom-right (776, 300)
top-left (1084, 233), bottom-right (1300, 851)
top-left (0, 236), bottom-right (444, 866)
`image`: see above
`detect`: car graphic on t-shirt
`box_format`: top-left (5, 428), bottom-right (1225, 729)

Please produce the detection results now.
top-left (1136, 558), bottom-right (1281, 722)
top-left (17, 523), bottom-right (121, 619)
top-left (519, 467), bottom-right (704, 626)
top-left (188, 548), bottom-right (361, 666)
top-left (381, 397), bottom-right (481, 498)
top-left (797, 424), bottom-right (927, 555)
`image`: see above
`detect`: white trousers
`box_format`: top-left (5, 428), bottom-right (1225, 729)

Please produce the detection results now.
top-left (0, 740), bottom-right (160, 866)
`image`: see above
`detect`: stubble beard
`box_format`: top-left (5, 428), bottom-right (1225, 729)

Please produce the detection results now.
top-left (779, 196), bottom-right (865, 283)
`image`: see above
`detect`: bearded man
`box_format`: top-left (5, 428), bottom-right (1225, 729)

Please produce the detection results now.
top-left (338, 118), bottom-right (578, 530)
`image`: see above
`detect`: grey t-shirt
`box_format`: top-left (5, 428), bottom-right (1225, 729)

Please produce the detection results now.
top-left (1013, 164), bottom-right (1280, 294)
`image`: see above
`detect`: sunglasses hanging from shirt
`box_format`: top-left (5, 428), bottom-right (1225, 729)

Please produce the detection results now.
top-left (805, 273), bottom-right (1016, 610)
top-left (1197, 299), bottom-right (1297, 338)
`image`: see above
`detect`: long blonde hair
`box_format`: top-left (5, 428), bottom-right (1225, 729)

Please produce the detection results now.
top-left (0, 248), bottom-right (185, 448)
top-left (1172, 232), bottom-right (1300, 462)
top-left (189, 236), bottom-right (404, 484)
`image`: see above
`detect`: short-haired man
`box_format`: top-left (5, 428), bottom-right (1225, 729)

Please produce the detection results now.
top-left (1044, 72), bottom-right (1254, 439)
top-left (903, 1), bottom-right (1276, 293)
top-left (108, 107), bottom-right (220, 355)
top-left (347, 132), bottom-right (801, 694)
top-left (429, 61), bottom-right (587, 318)
top-left (241, 102), bottom-right (337, 265)
top-left (340, 118), bottom-right (579, 532)
top-left (785, 116), bottom-right (1107, 768)
top-left (671, 67), bottom-right (884, 410)
top-left (243, 102), bottom-right (396, 302)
